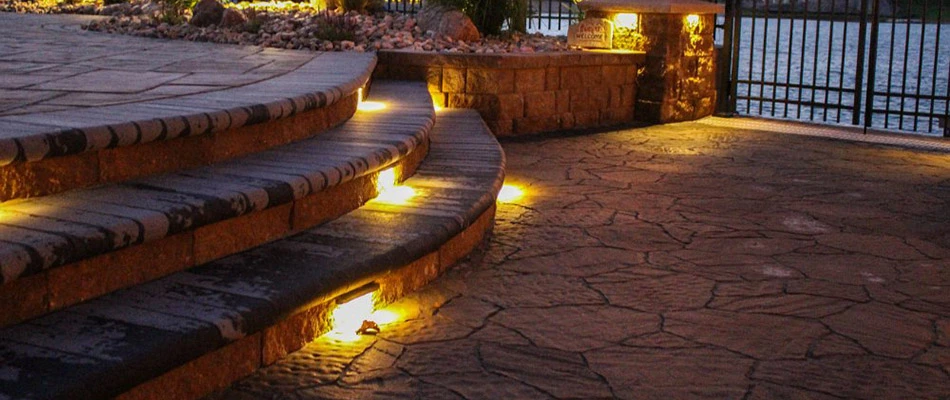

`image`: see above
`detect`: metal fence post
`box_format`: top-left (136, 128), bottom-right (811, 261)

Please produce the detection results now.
top-left (862, 0), bottom-right (881, 132)
top-left (852, 0), bottom-right (870, 126)
top-left (715, 0), bottom-right (737, 116)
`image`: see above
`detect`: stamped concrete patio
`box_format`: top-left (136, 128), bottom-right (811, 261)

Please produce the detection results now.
top-left (214, 120), bottom-right (950, 399)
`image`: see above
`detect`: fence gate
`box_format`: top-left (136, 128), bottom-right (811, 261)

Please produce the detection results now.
top-left (717, 0), bottom-right (950, 136)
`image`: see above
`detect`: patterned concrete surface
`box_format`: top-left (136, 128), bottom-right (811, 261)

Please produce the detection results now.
top-left (0, 13), bottom-right (376, 168)
top-left (0, 13), bottom-right (314, 115)
top-left (214, 121), bottom-right (950, 399)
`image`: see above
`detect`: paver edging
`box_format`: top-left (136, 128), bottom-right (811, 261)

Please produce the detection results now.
top-left (0, 53), bottom-right (377, 201)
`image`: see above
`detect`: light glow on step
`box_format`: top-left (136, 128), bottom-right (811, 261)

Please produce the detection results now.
top-left (358, 101), bottom-right (386, 112)
top-left (375, 168), bottom-right (416, 205)
top-left (497, 184), bottom-right (525, 203)
top-left (328, 288), bottom-right (401, 342)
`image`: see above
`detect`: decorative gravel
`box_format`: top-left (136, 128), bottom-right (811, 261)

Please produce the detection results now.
top-left (2, 0), bottom-right (572, 53)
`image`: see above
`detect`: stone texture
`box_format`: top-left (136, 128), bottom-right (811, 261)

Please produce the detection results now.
top-left (752, 357), bottom-right (950, 399)
top-left (823, 302), bottom-right (934, 358)
top-left (189, 0), bottom-right (225, 27)
top-left (0, 14), bottom-right (383, 206)
top-left (415, 5), bottom-right (480, 42)
top-left (219, 8), bottom-right (247, 28)
top-left (587, 346), bottom-right (752, 399)
top-left (0, 107), bottom-right (503, 400)
top-left (214, 118), bottom-right (949, 399)
top-left (375, 50), bottom-right (644, 137)
top-left (629, 13), bottom-right (717, 123)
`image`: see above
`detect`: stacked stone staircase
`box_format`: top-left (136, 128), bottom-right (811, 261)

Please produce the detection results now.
top-left (0, 52), bottom-right (505, 399)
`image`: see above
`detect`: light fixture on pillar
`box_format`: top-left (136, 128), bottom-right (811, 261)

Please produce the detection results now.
top-left (613, 13), bottom-right (639, 30)
top-left (685, 14), bottom-right (701, 28)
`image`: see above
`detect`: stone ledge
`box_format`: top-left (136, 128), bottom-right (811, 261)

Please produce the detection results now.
top-left (0, 108), bottom-right (504, 400)
top-left (377, 49), bottom-right (644, 69)
top-left (0, 53), bottom-right (376, 201)
top-left (0, 81), bottom-right (435, 327)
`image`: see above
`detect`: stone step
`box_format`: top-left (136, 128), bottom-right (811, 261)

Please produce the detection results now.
top-left (0, 108), bottom-right (504, 400)
top-left (0, 52), bottom-right (376, 202)
top-left (0, 81), bottom-right (435, 328)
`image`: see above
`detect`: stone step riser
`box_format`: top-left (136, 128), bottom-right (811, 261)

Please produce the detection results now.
top-left (0, 83), bottom-right (435, 329)
top-left (0, 95), bottom-right (359, 202)
top-left (0, 158), bottom-right (423, 328)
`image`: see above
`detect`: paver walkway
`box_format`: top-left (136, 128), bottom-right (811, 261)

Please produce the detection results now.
top-left (0, 13), bottom-right (315, 115)
top-left (215, 121), bottom-right (950, 399)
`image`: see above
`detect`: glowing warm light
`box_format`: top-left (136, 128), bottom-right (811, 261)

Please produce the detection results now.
top-left (327, 288), bottom-right (404, 342)
top-left (614, 13), bottom-right (639, 30)
top-left (377, 168), bottom-right (397, 192)
top-left (357, 101), bottom-right (387, 112)
top-left (374, 168), bottom-right (416, 205)
top-left (685, 14), bottom-right (701, 28)
top-left (497, 184), bottom-right (525, 203)
top-left (375, 186), bottom-right (416, 204)
top-left (329, 292), bottom-right (375, 341)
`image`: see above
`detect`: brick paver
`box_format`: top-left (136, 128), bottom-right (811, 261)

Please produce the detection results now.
top-left (214, 121), bottom-right (950, 399)
top-left (0, 13), bottom-right (314, 116)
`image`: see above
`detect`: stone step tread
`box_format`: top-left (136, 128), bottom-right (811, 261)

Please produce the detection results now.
top-left (0, 53), bottom-right (376, 165)
top-left (0, 81), bottom-right (434, 284)
top-left (0, 108), bottom-right (504, 400)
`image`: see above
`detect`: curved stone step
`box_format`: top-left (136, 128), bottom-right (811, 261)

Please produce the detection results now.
top-left (0, 108), bottom-right (504, 400)
top-left (0, 50), bottom-right (376, 202)
top-left (0, 81), bottom-right (435, 328)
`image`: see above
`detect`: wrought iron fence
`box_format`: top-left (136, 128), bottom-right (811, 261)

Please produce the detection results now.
top-left (526, 0), bottom-right (581, 33)
top-left (383, 0), bottom-right (421, 14)
top-left (382, 0), bottom-right (581, 34)
top-left (717, 0), bottom-right (950, 136)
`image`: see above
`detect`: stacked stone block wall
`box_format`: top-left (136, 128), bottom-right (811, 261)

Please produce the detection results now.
top-left (375, 51), bottom-right (645, 136)
top-left (632, 14), bottom-right (718, 123)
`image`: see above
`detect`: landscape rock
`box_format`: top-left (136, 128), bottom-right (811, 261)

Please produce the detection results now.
top-left (415, 5), bottom-right (480, 42)
top-left (219, 8), bottom-right (246, 28)
top-left (189, 0), bottom-right (225, 27)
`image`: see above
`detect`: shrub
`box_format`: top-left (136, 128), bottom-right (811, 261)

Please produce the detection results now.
top-left (325, 0), bottom-right (383, 13)
top-left (312, 11), bottom-right (358, 41)
top-left (158, 0), bottom-right (196, 24)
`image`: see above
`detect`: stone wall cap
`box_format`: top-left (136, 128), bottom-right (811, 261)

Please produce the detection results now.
top-left (377, 49), bottom-right (645, 68)
top-left (577, 0), bottom-right (724, 14)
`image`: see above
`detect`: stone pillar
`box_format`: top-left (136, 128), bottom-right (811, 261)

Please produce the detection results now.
top-left (579, 0), bottom-right (723, 124)
top-left (634, 13), bottom-right (717, 123)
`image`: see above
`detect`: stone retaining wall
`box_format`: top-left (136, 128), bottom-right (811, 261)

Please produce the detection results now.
top-left (375, 50), bottom-right (646, 136)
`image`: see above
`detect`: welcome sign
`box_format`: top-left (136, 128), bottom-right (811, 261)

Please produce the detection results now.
top-left (567, 18), bottom-right (614, 49)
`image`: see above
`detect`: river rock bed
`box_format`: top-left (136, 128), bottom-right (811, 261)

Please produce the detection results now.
top-left (3, 0), bottom-right (572, 53)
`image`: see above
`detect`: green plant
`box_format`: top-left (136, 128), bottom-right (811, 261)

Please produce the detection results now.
top-left (426, 0), bottom-right (521, 36)
top-left (325, 0), bottom-right (382, 13)
top-left (312, 11), bottom-right (358, 41)
top-left (158, 0), bottom-right (195, 24)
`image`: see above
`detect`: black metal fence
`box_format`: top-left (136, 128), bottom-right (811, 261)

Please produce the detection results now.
top-left (382, 0), bottom-right (421, 14)
top-left (382, 0), bottom-right (581, 33)
top-left (525, 0), bottom-right (581, 32)
top-left (717, 0), bottom-right (950, 135)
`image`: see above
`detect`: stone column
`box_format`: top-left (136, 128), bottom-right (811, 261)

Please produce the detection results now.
top-left (579, 0), bottom-right (723, 124)
top-left (634, 13), bottom-right (717, 123)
